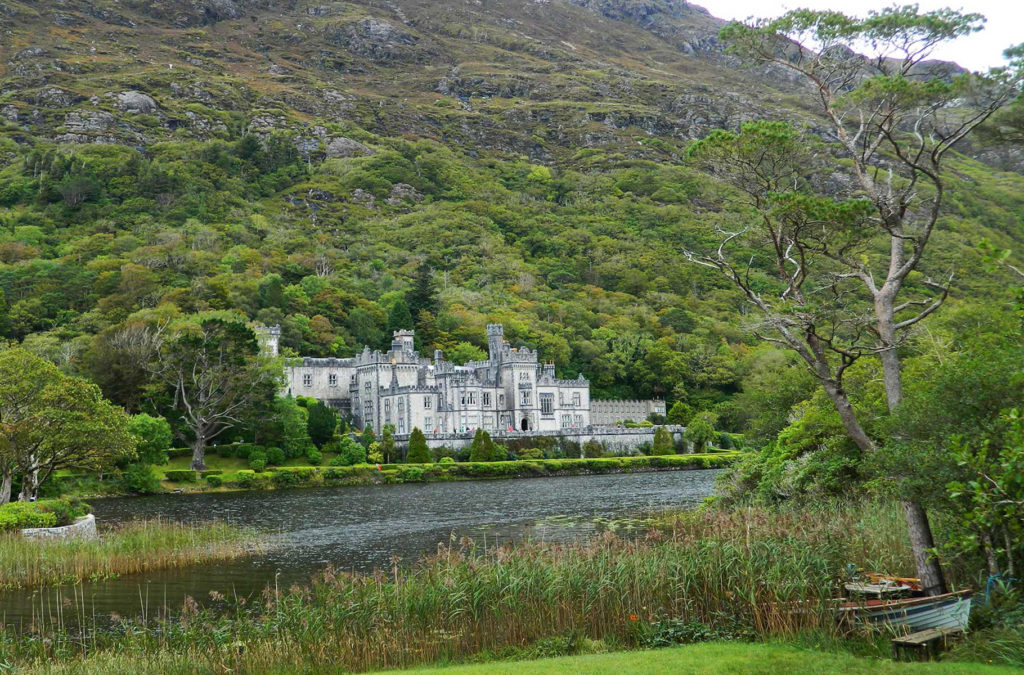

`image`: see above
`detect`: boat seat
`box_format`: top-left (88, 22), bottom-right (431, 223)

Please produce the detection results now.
top-left (891, 626), bottom-right (963, 661)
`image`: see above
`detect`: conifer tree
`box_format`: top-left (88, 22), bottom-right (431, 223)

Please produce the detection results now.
top-left (406, 428), bottom-right (431, 463)
top-left (651, 427), bottom-right (674, 455)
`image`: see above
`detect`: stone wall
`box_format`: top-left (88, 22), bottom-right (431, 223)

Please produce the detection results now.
top-left (399, 425), bottom-right (686, 453)
top-left (21, 513), bottom-right (97, 540)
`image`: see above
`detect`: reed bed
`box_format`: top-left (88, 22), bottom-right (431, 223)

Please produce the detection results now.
top-left (0, 520), bottom-right (261, 591)
top-left (5, 500), bottom-right (933, 673)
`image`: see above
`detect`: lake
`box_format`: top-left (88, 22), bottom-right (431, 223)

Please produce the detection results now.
top-left (2, 470), bottom-right (718, 629)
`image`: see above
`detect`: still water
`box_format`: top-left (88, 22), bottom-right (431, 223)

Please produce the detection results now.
top-left (2, 470), bottom-right (718, 628)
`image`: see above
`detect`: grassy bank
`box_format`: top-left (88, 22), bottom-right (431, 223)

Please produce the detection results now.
top-left (23, 642), bottom-right (1018, 675)
top-left (6, 499), bottom-right (1003, 672)
top-left (0, 520), bottom-right (261, 590)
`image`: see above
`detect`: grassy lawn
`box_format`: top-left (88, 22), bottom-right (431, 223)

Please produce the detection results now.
top-left (376, 643), bottom-right (1015, 675)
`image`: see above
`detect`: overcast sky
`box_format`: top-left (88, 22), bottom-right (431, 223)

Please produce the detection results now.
top-left (704, 1), bottom-right (1022, 72)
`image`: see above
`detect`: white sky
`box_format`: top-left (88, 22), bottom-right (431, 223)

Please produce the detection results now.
top-left (704, 1), bottom-right (1022, 72)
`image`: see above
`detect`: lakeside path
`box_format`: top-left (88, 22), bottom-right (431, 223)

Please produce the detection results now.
top-left (375, 643), bottom-right (1016, 675)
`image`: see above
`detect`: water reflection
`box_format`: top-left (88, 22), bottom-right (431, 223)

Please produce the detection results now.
top-left (1, 470), bottom-right (717, 628)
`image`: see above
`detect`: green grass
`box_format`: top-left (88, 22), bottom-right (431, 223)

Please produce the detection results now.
top-left (374, 643), bottom-right (1019, 675)
top-left (0, 520), bottom-right (261, 590)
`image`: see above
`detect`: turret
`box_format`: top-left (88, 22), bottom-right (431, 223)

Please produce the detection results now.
top-left (391, 329), bottom-right (415, 353)
top-left (487, 323), bottom-right (504, 361)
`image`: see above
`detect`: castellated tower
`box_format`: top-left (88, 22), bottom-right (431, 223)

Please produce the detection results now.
top-left (486, 324), bottom-right (504, 361)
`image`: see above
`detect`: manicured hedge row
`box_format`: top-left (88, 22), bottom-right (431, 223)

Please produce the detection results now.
top-left (207, 453), bottom-right (741, 492)
top-left (0, 498), bottom-right (90, 532)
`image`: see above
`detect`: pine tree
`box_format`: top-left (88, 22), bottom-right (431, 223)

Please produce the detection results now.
top-left (387, 299), bottom-right (413, 335)
top-left (306, 401), bottom-right (338, 449)
top-left (651, 426), bottom-right (674, 455)
top-left (469, 428), bottom-right (489, 462)
top-left (406, 428), bottom-right (431, 463)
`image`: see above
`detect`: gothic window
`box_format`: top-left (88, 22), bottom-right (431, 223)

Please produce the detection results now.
top-left (540, 393), bottom-right (553, 415)
top-left (499, 394), bottom-right (505, 406)
top-left (365, 402), bottom-right (373, 421)
top-left (467, 392), bottom-right (476, 405)
top-left (482, 392), bottom-right (491, 407)
top-left (385, 400), bottom-right (392, 413)
top-left (520, 390), bottom-right (530, 406)
top-left (328, 373), bottom-right (338, 386)
top-left (559, 392), bottom-right (564, 406)
top-left (424, 396), bottom-right (431, 409)
top-left (364, 381), bottom-right (372, 394)
top-left (561, 415), bottom-right (572, 428)
top-left (574, 414), bottom-right (583, 428)
top-left (425, 416), bottom-right (433, 430)
top-left (572, 392), bottom-right (581, 407)
top-left (302, 373), bottom-right (312, 387)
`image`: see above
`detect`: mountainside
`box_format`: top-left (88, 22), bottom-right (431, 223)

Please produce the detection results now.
top-left (0, 0), bottom-right (1022, 432)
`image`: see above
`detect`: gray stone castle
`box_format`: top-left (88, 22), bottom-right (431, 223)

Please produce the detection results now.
top-left (260, 323), bottom-right (664, 438)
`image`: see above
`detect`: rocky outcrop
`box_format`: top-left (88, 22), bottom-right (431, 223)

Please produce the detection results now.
top-left (325, 136), bottom-right (373, 158)
top-left (116, 91), bottom-right (158, 114)
top-left (324, 17), bottom-right (433, 63)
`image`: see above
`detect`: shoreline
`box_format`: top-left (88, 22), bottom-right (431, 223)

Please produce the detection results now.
top-left (63, 453), bottom-right (741, 500)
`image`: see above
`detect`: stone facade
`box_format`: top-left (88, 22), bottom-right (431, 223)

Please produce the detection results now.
top-left (281, 324), bottom-right (591, 434)
top-left (590, 399), bottom-right (667, 426)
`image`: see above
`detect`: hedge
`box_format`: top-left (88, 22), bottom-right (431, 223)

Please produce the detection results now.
top-left (0, 498), bottom-right (90, 532)
top-left (164, 469), bottom-right (198, 483)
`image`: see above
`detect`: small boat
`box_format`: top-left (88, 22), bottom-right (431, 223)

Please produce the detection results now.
top-left (838, 589), bottom-right (972, 631)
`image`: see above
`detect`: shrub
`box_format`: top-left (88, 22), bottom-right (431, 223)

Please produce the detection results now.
top-left (233, 470), bottom-right (257, 487)
top-left (200, 470), bottom-right (223, 478)
top-left (583, 439), bottom-right (605, 458)
top-left (205, 475), bottom-right (223, 487)
top-left (406, 428), bottom-right (431, 463)
top-left (438, 456), bottom-right (456, 465)
top-left (248, 450), bottom-right (267, 470)
top-left (367, 451), bottom-right (384, 464)
top-left (164, 469), bottom-right (198, 483)
top-left (0, 503), bottom-right (56, 531)
top-left (398, 466), bottom-right (425, 482)
top-left (684, 412), bottom-right (718, 452)
top-left (266, 447), bottom-right (286, 466)
top-left (306, 447), bottom-right (323, 465)
top-left (120, 463), bottom-right (161, 494)
top-left (652, 427), bottom-right (674, 456)
top-left (516, 448), bottom-right (544, 460)
top-left (0, 499), bottom-right (89, 531)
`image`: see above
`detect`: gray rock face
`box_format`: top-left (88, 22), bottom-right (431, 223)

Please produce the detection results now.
top-left (63, 110), bottom-right (117, 136)
top-left (326, 17), bottom-right (426, 63)
top-left (35, 87), bottom-right (83, 108)
top-left (385, 183), bottom-right (423, 206)
top-left (12, 47), bottom-right (47, 61)
top-left (325, 136), bottom-right (373, 158)
top-left (116, 91), bottom-right (158, 114)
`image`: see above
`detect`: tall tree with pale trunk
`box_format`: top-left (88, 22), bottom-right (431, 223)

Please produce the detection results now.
top-left (699, 6), bottom-right (1024, 595)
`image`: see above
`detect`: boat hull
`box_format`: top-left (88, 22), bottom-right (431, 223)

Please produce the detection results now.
top-left (842, 590), bottom-right (972, 631)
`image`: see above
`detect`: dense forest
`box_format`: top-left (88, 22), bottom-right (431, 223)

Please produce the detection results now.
top-left (0, 0), bottom-right (1022, 460)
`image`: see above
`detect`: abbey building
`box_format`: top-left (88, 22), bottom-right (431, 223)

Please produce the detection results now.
top-left (275, 324), bottom-right (590, 435)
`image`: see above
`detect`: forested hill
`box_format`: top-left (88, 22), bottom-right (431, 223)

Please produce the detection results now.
top-left (0, 0), bottom-right (1022, 432)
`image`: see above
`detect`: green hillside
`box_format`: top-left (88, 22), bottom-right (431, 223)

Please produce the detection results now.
top-left (0, 0), bottom-right (1021, 429)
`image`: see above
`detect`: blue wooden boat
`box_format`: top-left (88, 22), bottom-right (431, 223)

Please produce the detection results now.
top-left (838, 589), bottom-right (972, 631)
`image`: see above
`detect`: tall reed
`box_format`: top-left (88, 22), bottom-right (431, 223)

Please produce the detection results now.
top-left (7, 501), bottom-right (925, 673)
top-left (0, 519), bottom-right (260, 590)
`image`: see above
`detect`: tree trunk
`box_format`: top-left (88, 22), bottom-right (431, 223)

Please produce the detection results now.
top-left (190, 436), bottom-right (208, 471)
top-left (904, 500), bottom-right (948, 596)
top-left (0, 470), bottom-right (11, 505)
top-left (982, 530), bottom-right (1000, 577)
top-left (821, 381), bottom-right (875, 453)
top-left (874, 294), bottom-right (904, 410)
top-left (18, 467), bottom-right (38, 502)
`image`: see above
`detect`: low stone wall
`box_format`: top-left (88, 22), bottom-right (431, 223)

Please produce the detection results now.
top-left (21, 513), bottom-right (97, 541)
top-left (399, 426), bottom-right (686, 452)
